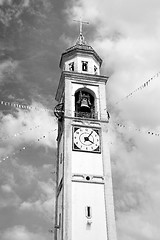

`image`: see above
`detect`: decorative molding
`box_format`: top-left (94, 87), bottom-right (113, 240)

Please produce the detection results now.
top-left (72, 173), bottom-right (104, 184)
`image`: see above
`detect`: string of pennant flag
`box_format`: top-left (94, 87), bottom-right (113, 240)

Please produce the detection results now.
top-left (115, 121), bottom-right (160, 137)
top-left (0, 128), bottom-right (57, 164)
top-left (1, 70), bottom-right (160, 114)
top-left (0, 125), bottom-right (40, 142)
top-left (0, 100), bottom-right (53, 113)
top-left (115, 71), bottom-right (160, 105)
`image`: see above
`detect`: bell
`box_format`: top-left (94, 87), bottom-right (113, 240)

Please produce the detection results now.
top-left (80, 97), bottom-right (90, 112)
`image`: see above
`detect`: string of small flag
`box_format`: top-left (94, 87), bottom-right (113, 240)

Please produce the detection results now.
top-left (0, 100), bottom-right (53, 113)
top-left (115, 71), bottom-right (160, 105)
top-left (0, 128), bottom-right (57, 163)
top-left (115, 121), bottom-right (160, 137)
top-left (0, 125), bottom-right (40, 142)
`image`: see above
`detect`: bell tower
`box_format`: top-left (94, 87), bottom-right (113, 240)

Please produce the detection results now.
top-left (54, 23), bottom-right (117, 240)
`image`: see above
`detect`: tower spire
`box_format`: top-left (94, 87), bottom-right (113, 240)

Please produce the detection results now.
top-left (73, 18), bottom-right (89, 45)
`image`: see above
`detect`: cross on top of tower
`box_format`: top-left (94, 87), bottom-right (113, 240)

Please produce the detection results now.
top-left (73, 18), bottom-right (89, 45)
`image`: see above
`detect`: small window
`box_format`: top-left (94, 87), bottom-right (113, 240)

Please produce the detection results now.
top-left (59, 213), bottom-right (61, 228)
top-left (60, 153), bottom-right (63, 164)
top-left (69, 62), bottom-right (74, 71)
top-left (94, 65), bottom-right (97, 75)
top-left (86, 206), bottom-right (92, 219)
top-left (82, 61), bottom-right (88, 71)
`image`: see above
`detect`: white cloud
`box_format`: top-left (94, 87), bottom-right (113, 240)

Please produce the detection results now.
top-left (0, 185), bottom-right (21, 208)
top-left (117, 211), bottom-right (160, 240)
top-left (0, 226), bottom-right (47, 240)
top-left (0, 159), bottom-right (50, 209)
top-left (11, 160), bottom-right (39, 185)
top-left (0, 0), bottom-right (11, 5)
top-left (20, 178), bottom-right (55, 220)
top-left (0, 102), bottom-right (57, 160)
top-left (66, 0), bottom-right (160, 37)
top-left (1, 184), bottom-right (12, 193)
top-left (23, 0), bottom-right (30, 7)
top-left (0, 167), bottom-right (20, 208)
top-left (0, 60), bottom-right (18, 83)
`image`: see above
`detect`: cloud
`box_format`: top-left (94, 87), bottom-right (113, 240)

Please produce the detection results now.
top-left (0, 193), bottom-right (21, 208)
top-left (0, 101), bottom-right (57, 160)
top-left (0, 158), bottom-right (55, 217)
top-left (20, 178), bottom-right (55, 220)
top-left (110, 120), bottom-right (160, 238)
top-left (0, 0), bottom-right (11, 5)
top-left (117, 211), bottom-right (160, 240)
top-left (0, 60), bottom-right (18, 83)
top-left (0, 160), bottom-right (38, 208)
top-left (0, 178), bottom-right (21, 208)
top-left (0, 225), bottom-right (47, 240)
top-left (23, 0), bottom-right (30, 7)
top-left (66, 0), bottom-right (160, 35)
top-left (1, 184), bottom-right (12, 193)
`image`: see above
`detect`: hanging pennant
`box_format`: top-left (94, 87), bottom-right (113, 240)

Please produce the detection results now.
top-left (115, 71), bottom-right (160, 106)
top-left (0, 99), bottom-right (53, 113)
top-left (0, 128), bottom-right (57, 164)
top-left (115, 121), bottom-right (160, 137)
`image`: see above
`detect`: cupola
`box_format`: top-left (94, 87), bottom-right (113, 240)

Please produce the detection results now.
top-left (59, 26), bottom-right (102, 75)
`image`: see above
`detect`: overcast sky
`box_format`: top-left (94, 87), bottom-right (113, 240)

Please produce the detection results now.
top-left (0, 0), bottom-right (160, 240)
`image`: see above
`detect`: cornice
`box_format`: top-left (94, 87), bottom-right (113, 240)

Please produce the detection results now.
top-left (59, 44), bottom-right (102, 68)
top-left (55, 71), bottom-right (109, 102)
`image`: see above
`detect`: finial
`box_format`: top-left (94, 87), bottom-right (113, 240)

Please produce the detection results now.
top-left (73, 18), bottom-right (89, 45)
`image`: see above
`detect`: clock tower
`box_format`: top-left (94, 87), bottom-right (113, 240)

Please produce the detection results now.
top-left (54, 26), bottom-right (117, 240)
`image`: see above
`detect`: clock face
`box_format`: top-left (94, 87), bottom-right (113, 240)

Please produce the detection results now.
top-left (73, 127), bottom-right (100, 153)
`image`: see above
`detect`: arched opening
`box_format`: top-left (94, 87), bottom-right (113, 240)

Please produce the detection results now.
top-left (75, 88), bottom-right (97, 119)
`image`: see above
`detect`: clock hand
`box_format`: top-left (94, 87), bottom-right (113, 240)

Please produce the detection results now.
top-left (88, 139), bottom-right (94, 144)
top-left (87, 131), bottom-right (93, 138)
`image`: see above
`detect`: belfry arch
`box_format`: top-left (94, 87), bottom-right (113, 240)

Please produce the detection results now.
top-left (74, 88), bottom-right (97, 119)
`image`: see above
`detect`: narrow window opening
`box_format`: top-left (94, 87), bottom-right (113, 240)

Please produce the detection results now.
top-left (86, 206), bottom-right (92, 219)
top-left (60, 153), bottom-right (63, 164)
top-left (94, 65), bottom-right (97, 75)
top-left (55, 213), bottom-right (61, 229)
top-left (69, 62), bottom-right (74, 71)
top-left (82, 61), bottom-right (88, 71)
top-left (59, 213), bottom-right (61, 228)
